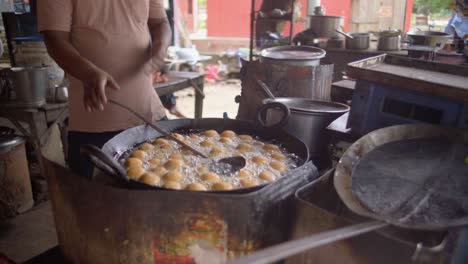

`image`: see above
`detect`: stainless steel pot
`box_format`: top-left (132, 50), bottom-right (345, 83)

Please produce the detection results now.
top-left (308, 15), bottom-right (345, 39)
top-left (0, 67), bottom-right (49, 106)
top-left (346, 33), bottom-right (370, 50)
top-left (377, 29), bottom-right (402, 51)
top-left (406, 31), bottom-right (452, 47)
top-left (256, 98), bottom-right (350, 159)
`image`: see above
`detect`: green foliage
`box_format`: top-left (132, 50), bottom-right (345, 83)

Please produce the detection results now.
top-left (413, 0), bottom-right (453, 15)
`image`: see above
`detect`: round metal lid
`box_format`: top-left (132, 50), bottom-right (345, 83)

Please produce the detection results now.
top-left (260, 46), bottom-right (326, 62)
top-left (264, 98), bottom-right (350, 114)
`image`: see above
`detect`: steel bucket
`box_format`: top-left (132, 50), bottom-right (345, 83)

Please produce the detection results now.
top-left (256, 98), bottom-right (349, 168)
top-left (285, 170), bottom-right (450, 264)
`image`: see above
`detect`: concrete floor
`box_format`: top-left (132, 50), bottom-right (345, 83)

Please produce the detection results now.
top-left (0, 202), bottom-right (57, 263)
top-left (166, 80), bottom-right (241, 119)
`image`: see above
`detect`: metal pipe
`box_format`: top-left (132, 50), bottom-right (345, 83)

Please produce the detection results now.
top-left (249, 0), bottom-right (255, 61)
top-left (228, 221), bottom-right (387, 264)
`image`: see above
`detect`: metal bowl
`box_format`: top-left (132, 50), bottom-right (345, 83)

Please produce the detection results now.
top-left (407, 31), bottom-right (452, 47)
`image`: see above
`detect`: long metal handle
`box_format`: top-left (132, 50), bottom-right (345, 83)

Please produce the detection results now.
top-left (336, 28), bottom-right (354, 39)
top-left (256, 79), bottom-right (276, 99)
top-left (228, 221), bottom-right (387, 264)
top-left (108, 100), bottom-right (208, 158)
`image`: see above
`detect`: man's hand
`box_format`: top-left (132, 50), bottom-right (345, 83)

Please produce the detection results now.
top-left (82, 68), bottom-right (120, 112)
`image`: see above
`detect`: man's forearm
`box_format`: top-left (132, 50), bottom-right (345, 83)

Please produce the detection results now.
top-left (148, 18), bottom-right (172, 71)
top-left (43, 31), bottom-right (100, 81)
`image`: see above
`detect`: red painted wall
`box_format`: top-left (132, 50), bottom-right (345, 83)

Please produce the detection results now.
top-left (206, 0), bottom-right (352, 38)
top-left (179, 0), bottom-right (195, 33)
top-left (206, 0), bottom-right (253, 38)
top-left (405, 0), bottom-right (414, 32)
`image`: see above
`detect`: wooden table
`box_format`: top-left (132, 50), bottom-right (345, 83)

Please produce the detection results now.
top-left (154, 71), bottom-right (205, 118)
top-left (0, 102), bottom-right (69, 178)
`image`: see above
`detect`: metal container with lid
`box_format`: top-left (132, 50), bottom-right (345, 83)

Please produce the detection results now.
top-left (0, 127), bottom-right (33, 219)
top-left (260, 46), bottom-right (326, 66)
top-left (256, 98), bottom-right (350, 168)
top-left (308, 15), bottom-right (345, 39)
top-left (377, 29), bottom-right (402, 51)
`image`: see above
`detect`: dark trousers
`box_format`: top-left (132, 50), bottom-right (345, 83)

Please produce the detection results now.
top-left (68, 130), bottom-right (122, 178)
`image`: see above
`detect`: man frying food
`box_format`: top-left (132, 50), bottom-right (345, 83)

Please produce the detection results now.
top-left (38, 0), bottom-right (172, 177)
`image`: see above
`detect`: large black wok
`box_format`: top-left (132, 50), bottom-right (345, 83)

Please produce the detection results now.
top-left (83, 118), bottom-right (310, 193)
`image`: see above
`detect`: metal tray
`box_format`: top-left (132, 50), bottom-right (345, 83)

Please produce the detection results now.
top-left (346, 54), bottom-right (468, 102)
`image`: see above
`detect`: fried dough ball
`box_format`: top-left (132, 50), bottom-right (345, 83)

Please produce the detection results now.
top-left (233, 153), bottom-right (246, 158)
top-left (169, 153), bottom-right (184, 160)
top-left (172, 133), bottom-right (185, 141)
top-left (160, 144), bottom-right (172, 150)
top-left (153, 138), bottom-right (169, 146)
top-left (200, 140), bottom-right (214, 147)
top-left (221, 130), bottom-right (236, 138)
top-left (212, 182), bottom-right (233, 191)
top-left (186, 183), bottom-right (207, 191)
top-left (253, 141), bottom-right (264, 146)
top-left (190, 135), bottom-right (200, 140)
top-left (148, 159), bottom-right (161, 166)
top-left (197, 166), bottom-right (209, 174)
top-left (164, 159), bottom-right (184, 170)
top-left (201, 172), bottom-right (220, 183)
top-left (150, 166), bottom-right (167, 175)
top-left (164, 181), bottom-right (182, 190)
top-left (238, 135), bottom-right (253, 141)
top-left (252, 156), bottom-right (268, 165)
top-left (131, 150), bottom-right (147, 160)
top-left (210, 147), bottom-right (224, 156)
top-left (263, 144), bottom-right (280, 152)
top-left (139, 143), bottom-right (155, 151)
top-left (219, 137), bottom-right (232, 144)
top-left (271, 153), bottom-right (287, 161)
top-left (127, 167), bottom-right (146, 180)
top-left (240, 179), bottom-right (258, 188)
top-left (204, 130), bottom-right (219, 137)
top-left (126, 158), bottom-right (143, 168)
top-left (270, 161), bottom-right (287, 172)
top-left (259, 171), bottom-right (276, 182)
top-left (139, 173), bottom-right (161, 186)
top-left (164, 171), bottom-right (183, 182)
top-left (236, 143), bottom-right (252, 152)
top-left (238, 169), bottom-right (252, 178)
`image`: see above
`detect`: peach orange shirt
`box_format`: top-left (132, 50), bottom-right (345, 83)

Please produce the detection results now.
top-left (38, 0), bottom-right (167, 132)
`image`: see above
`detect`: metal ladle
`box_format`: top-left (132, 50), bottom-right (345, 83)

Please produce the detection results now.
top-left (108, 100), bottom-right (246, 176)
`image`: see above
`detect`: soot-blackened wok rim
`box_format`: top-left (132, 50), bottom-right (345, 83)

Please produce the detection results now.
top-left (99, 118), bottom-right (310, 194)
top-left (334, 124), bottom-right (468, 231)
